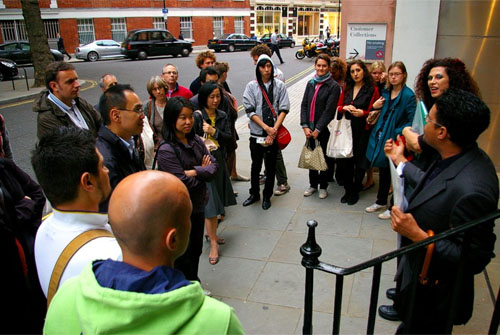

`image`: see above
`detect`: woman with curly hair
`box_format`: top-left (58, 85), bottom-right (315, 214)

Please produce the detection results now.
top-left (336, 60), bottom-right (380, 205)
top-left (330, 57), bottom-right (347, 86)
top-left (404, 58), bottom-right (480, 154)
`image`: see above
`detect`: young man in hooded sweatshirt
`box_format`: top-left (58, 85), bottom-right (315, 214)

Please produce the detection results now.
top-left (43, 171), bottom-right (244, 334)
top-left (242, 55), bottom-right (290, 210)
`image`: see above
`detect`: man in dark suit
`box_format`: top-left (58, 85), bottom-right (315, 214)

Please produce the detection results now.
top-left (384, 88), bottom-right (498, 334)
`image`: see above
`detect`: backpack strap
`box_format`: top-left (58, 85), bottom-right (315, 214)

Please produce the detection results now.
top-left (47, 229), bottom-right (114, 307)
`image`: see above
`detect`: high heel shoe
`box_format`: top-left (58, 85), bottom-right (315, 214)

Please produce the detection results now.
top-left (204, 235), bottom-right (225, 245)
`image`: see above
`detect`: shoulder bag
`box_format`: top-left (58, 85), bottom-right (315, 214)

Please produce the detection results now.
top-left (326, 108), bottom-right (353, 158)
top-left (259, 86), bottom-right (291, 150)
top-left (298, 139), bottom-right (328, 171)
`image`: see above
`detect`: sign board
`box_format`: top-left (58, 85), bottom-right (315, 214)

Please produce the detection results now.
top-left (162, 8), bottom-right (168, 20)
top-left (346, 23), bottom-right (386, 61)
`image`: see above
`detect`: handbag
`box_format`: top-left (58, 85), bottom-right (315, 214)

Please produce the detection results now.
top-left (259, 86), bottom-right (291, 150)
top-left (194, 110), bottom-right (217, 152)
top-left (298, 139), bottom-right (328, 171)
top-left (326, 108), bottom-right (353, 158)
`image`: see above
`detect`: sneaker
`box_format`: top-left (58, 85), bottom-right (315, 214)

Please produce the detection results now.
top-left (318, 189), bottom-right (328, 199)
top-left (274, 183), bottom-right (290, 196)
top-left (304, 187), bottom-right (317, 197)
top-left (378, 209), bottom-right (392, 220)
top-left (365, 203), bottom-right (386, 213)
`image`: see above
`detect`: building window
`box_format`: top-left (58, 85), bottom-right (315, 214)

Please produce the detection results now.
top-left (1, 20), bottom-right (27, 41)
top-left (180, 17), bottom-right (192, 39)
top-left (213, 17), bottom-right (224, 38)
top-left (111, 18), bottom-right (127, 42)
top-left (1, 19), bottom-right (59, 42)
top-left (297, 11), bottom-right (319, 36)
top-left (77, 19), bottom-right (95, 45)
top-left (255, 7), bottom-right (281, 36)
top-left (153, 17), bottom-right (165, 30)
top-left (234, 16), bottom-right (244, 34)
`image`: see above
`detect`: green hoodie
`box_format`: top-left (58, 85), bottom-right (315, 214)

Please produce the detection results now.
top-left (44, 263), bottom-right (244, 334)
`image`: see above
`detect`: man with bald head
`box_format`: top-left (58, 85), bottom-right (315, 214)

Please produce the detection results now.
top-left (44, 171), bottom-right (244, 334)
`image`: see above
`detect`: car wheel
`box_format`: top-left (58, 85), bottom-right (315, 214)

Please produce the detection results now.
top-left (138, 50), bottom-right (147, 60)
top-left (227, 44), bottom-right (235, 52)
top-left (87, 51), bottom-right (99, 62)
top-left (291, 42), bottom-right (295, 48)
top-left (181, 48), bottom-right (190, 57)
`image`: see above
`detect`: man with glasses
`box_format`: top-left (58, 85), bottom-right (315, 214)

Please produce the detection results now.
top-left (34, 61), bottom-right (101, 140)
top-left (161, 64), bottom-right (193, 99)
top-left (384, 88), bottom-right (498, 333)
top-left (96, 84), bottom-right (146, 212)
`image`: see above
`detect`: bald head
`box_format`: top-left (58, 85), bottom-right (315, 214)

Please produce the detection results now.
top-left (109, 171), bottom-right (192, 267)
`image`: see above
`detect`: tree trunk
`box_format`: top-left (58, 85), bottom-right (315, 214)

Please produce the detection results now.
top-left (20, 0), bottom-right (53, 87)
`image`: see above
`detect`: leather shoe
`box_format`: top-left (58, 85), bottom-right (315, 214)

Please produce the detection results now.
top-left (340, 191), bottom-right (349, 203)
top-left (243, 195), bottom-right (260, 206)
top-left (347, 193), bottom-right (359, 205)
top-left (262, 198), bottom-right (271, 210)
top-left (386, 287), bottom-right (396, 300)
top-left (378, 305), bottom-right (400, 321)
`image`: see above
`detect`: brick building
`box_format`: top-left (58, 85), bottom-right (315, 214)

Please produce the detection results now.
top-left (0, 0), bottom-right (251, 51)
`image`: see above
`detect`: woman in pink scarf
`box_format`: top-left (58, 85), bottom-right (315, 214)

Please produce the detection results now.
top-left (300, 54), bottom-right (341, 199)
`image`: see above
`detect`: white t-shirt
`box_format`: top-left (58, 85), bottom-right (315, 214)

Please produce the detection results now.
top-left (35, 209), bottom-right (122, 296)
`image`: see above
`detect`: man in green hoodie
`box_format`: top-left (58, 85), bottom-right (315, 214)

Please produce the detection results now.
top-left (44, 170), bottom-right (244, 334)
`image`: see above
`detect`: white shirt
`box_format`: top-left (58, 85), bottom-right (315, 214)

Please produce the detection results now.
top-left (34, 209), bottom-right (122, 296)
top-left (47, 92), bottom-right (89, 130)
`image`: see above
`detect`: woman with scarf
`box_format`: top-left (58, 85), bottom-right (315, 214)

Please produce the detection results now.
top-left (300, 54), bottom-right (341, 199)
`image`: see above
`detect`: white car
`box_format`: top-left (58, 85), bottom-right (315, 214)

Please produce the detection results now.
top-left (75, 40), bottom-right (124, 62)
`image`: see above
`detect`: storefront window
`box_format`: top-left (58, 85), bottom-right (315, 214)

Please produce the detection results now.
top-left (297, 12), bottom-right (319, 37)
top-left (323, 12), bottom-right (341, 38)
top-left (255, 7), bottom-right (281, 37)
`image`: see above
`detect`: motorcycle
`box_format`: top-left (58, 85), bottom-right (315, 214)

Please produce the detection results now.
top-left (295, 37), bottom-right (339, 59)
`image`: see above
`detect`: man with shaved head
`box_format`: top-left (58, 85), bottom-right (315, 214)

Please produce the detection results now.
top-left (44, 171), bottom-right (244, 334)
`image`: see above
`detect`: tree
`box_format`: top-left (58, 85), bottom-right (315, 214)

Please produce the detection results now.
top-left (21, 0), bottom-right (53, 87)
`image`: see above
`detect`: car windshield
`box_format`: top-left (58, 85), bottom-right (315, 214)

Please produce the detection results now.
top-left (217, 34), bottom-right (231, 39)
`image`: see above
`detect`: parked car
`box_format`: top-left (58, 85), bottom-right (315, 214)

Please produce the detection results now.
top-left (121, 29), bottom-right (192, 60)
top-left (0, 41), bottom-right (63, 64)
top-left (75, 39), bottom-right (124, 62)
top-left (259, 33), bottom-right (296, 48)
top-left (0, 58), bottom-right (18, 81)
top-left (207, 33), bottom-right (260, 52)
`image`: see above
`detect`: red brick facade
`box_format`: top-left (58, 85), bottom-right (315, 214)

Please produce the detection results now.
top-left (0, 0), bottom-right (250, 50)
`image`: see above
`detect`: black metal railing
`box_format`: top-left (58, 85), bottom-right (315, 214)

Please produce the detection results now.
top-left (300, 209), bottom-right (500, 335)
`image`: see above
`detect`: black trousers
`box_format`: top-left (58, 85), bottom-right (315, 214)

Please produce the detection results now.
top-left (174, 211), bottom-right (204, 282)
top-left (249, 137), bottom-right (278, 199)
top-left (271, 43), bottom-right (284, 64)
top-left (376, 166), bottom-right (392, 206)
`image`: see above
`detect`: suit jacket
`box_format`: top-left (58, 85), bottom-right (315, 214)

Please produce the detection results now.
top-left (395, 145), bottom-right (498, 332)
top-left (96, 126), bottom-right (146, 212)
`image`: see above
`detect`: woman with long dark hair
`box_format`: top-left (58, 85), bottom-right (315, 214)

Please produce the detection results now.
top-left (194, 82), bottom-right (236, 265)
top-left (336, 59), bottom-right (380, 205)
top-left (156, 97), bottom-right (216, 282)
top-left (300, 54), bottom-right (340, 199)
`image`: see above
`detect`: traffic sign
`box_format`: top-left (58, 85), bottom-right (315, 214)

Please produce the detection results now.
top-left (162, 8), bottom-right (168, 14)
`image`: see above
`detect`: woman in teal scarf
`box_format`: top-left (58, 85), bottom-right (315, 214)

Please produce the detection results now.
top-left (300, 54), bottom-right (341, 199)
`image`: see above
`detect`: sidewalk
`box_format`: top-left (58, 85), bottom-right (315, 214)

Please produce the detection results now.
top-left (0, 70), bottom-right (496, 334)
top-left (198, 73), bottom-right (499, 334)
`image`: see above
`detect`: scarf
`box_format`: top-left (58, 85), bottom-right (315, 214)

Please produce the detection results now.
top-left (309, 73), bottom-right (331, 128)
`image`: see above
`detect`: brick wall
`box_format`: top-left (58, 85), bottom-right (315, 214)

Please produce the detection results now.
top-left (192, 17), bottom-right (213, 46)
top-left (94, 18), bottom-right (112, 40)
top-left (59, 19), bottom-right (78, 52)
top-left (166, 17), bottom-right (181, 39)
top-left (126, 17), bottom-right (154, 31)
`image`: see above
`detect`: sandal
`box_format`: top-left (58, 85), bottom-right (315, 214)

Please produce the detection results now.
top-left (362, 182), bottom-right (375, 191)
top-left (209, 256), bottom-right (219, 265)
top-left (204, 235), bottom-right (226, 245)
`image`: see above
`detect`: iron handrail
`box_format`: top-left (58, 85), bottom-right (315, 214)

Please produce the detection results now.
top-left (300, 209), bottom-right (500, 335)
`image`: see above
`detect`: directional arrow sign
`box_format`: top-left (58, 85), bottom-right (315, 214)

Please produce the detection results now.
top-left (349, 48), bottom-right (359, 58)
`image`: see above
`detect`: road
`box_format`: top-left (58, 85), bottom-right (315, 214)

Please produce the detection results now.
top-left (1, 46), bottom-right (315, 178)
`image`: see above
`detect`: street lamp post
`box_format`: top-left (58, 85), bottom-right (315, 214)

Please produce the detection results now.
top-left (163, 0), bottom-right (167, 29)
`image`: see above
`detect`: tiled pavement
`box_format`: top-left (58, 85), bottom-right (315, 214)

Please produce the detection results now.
top-left (198, 73), bottom-right (500, 334)
top-left (1, 69), bottom-right (497, 334)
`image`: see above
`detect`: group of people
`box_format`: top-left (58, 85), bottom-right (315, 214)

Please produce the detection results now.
top-left (1, 38), bottom-right (497, 333)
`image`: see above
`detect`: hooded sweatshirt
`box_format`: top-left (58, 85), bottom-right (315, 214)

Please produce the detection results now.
top-left (44, 262), bottom-right (244, 335)
top-left (243, 55), bottom-right (290, 138)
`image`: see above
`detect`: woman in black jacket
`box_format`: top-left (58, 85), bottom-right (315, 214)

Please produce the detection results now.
top-left (194, 82), bottom-right (236, 265)
top-left (300, 54), bottom-right (341, 199)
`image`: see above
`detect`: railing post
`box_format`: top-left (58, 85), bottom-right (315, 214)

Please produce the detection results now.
top-left (301, 220), bottom-right (322, 335)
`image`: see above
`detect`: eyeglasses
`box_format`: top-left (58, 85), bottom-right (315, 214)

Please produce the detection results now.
top-left (162, 71), bottom-right (178, 75)
top-left (118, 106), bottom-right (143, 114)
top-left (425, 115), bottom-right (444, 127)
top-left (388, 72), bottom-right (403, 77)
